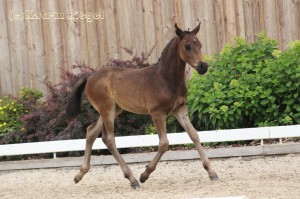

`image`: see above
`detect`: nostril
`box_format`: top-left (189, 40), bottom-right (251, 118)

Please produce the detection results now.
top-left (200, 61), bottom-right (208, 69)
top-left (196, 61), bottom-right (208, 74)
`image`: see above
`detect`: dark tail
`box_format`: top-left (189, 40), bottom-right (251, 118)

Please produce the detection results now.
top-left (66, 77), bottom-right (88, 118)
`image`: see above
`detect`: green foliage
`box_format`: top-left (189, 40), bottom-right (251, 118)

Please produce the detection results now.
top-left (19, 87), bottom-right (43, 102)
top-left (0, 88), bottom-right (43, 136)
top-left (268, 40), bottom-right (300, 124)
top-left (188, 33), bottom-right (300, 130)
top-left (145, 114), bottom-right (181, 135)
top-left (0, 97), bottom-right (24, 135)
top-left (145, 123), bottom-right (157, 135)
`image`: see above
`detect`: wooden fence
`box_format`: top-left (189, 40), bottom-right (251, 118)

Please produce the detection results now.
top-left (0, 0), bottom-right (299, 97)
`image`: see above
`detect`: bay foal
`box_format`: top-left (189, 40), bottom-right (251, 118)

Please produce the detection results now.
top-left (66, 23), bottom-right (218, 189)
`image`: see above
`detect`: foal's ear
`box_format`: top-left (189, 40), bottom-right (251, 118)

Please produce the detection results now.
top-left (175, 23), bottom-right (184, 38)
top-left (191, 22), bottom-right (201, 35)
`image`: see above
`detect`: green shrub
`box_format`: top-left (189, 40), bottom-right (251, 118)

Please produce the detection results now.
top-left (144, 114), bottom-right (180, 135)
top-left (0, 87), bottom-right (43, 136)
top-left (0, 97), bottom-right (24, 135)
top-left (19, 87), bottom-right (43, 102)
top-left (268, 41), bottom-right (300, 124)
top-left (187, 33), bottom-right (300, 130)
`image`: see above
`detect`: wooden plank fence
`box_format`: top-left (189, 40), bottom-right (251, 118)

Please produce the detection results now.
top-left (0, 0), bottom-right (299, 97)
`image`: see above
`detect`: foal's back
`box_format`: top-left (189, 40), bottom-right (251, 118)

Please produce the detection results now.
top-left (85, 65), bottom-right (172, 115)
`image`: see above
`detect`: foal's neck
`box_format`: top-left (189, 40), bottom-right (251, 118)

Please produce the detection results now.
top-left (158, 37), bottom-right (187, 93)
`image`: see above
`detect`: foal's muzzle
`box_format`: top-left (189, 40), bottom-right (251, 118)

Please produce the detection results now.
top-left (195, 61), bottom-right (208, 75)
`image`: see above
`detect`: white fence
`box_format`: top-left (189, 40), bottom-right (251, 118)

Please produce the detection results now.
top-left (0, 125), bottom-right (299, 158)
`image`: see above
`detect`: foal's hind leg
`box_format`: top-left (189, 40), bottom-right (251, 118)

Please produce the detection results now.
top-left (74, 116), bottom-right (103, 183)
top-left (173, 105), bottom-right (218, 180)
top-left (101, 107), bottom-right (140, 189)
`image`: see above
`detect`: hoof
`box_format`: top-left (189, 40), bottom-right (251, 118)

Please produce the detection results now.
top-left (131, 183), bottom-right (141, 190)
top-left (140, 178), bottom-right (145, 183)
top-left (139, 174), bottom-right (147, 183)
top-left (209, 175), bottom-right (219, 181)
top-left (74, 177), bottom-right (80, 184)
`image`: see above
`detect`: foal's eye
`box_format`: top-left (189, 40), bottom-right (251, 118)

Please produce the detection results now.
top-left (184, 44), bottom-right (192, 51)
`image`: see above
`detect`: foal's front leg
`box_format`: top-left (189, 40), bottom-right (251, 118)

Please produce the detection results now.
top-left (173, 105), bottom-right (218, 180)
top-left (140, 113), bottom-right (169, 183)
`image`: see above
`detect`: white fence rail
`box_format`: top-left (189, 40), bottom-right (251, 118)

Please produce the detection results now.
top-left (0, 125), bottom-right (299, 158)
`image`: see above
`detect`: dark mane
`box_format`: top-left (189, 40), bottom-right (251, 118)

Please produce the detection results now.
top-left (156, 37), bottom-right (177, 63)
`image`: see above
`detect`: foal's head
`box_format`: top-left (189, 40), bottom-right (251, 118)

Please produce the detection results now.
top-left (175, 23), bottom-right (208, 75)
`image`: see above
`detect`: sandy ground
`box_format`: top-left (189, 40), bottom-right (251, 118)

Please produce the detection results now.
top-left (0, 154), bottom-right (299, 199)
